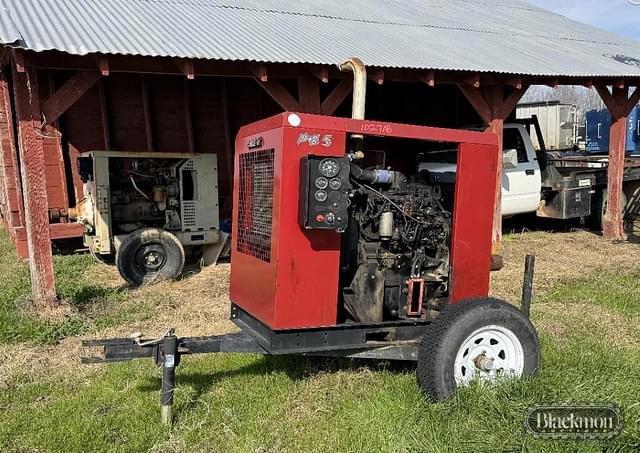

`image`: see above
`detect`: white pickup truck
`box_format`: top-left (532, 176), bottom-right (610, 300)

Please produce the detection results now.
top-left (420, 118), bottom-right (640, 229)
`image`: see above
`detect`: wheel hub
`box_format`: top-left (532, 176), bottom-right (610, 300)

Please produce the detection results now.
top-left (135, 243), bottom-right (167, 272)
top-left (454, 325), bottom-right (524, 385)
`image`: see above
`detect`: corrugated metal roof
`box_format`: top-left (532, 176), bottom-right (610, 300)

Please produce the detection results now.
top-left (2, 0), bottom-right (640, 77)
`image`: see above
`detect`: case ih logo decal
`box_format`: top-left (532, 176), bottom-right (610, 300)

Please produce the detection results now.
top-left (297, 132), bottom-right (333, 148)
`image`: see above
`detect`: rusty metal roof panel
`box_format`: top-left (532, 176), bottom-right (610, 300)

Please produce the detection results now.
top-left (2, 0), bottom-right (640, 77)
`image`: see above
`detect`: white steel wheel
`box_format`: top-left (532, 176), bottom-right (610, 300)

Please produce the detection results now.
top-left (417, 297), bottom-right (540, 401)
top-left (453, 325), bottom-right (524, 385)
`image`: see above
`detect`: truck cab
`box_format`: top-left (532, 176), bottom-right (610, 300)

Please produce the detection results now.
top-left (501, 124), bottom-right (542, 216)
top-left (420, 124), bottom-right (542, 217)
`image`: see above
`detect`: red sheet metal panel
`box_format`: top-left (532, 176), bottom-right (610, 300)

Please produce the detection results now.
top-left (231, 118), bottom-right (346, 329)
top-left (449, 143), bottom-right (499, 302)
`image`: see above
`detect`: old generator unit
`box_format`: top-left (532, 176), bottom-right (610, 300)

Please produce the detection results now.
top-left (71, 151), bottom-right (222, 286)
top-left (83, 113), bottom-right (540, 422)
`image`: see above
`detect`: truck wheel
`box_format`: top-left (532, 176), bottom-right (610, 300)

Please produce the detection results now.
top-left (116, 228), bottom-right (185, 286)
top-left (589, 189), bottom-right (627, 231)
top-left (416, 298), bottom-right (539, 401)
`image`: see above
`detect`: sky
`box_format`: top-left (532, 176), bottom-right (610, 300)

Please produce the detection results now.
top-left (526, 0), bottom-right (640, 40)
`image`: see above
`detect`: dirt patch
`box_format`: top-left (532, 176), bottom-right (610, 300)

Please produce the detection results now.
top-left (491, 230), bottom-right (640, 302)
top-left (0, 337), bottom-right (96, 390)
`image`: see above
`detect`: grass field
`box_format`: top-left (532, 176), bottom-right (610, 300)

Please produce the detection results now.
top-left (0, 226), bottom-right (639, 452)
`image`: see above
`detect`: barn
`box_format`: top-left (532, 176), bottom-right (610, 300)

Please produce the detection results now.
top-left (1, 0), bottom-right (640, 301)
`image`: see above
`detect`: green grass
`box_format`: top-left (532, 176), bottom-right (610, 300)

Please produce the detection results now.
top-left (0, 228), bottom-right (135, 345)
top-left (1, 228), bottom-right (640, 452)
top-left (1, 336), bottom-right (639, 452)
top-left (541, 270), bottom-right (640, 317)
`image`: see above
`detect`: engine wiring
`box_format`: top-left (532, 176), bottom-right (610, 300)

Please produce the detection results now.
top-left (129, 175), bottom-right (151, 200)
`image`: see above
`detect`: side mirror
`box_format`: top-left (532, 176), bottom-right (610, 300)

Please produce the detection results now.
top-left (502, 148), bottom-right (518, 169)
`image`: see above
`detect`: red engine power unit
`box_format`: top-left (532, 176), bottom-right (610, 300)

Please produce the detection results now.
top-left (83, 112), bottom-right (541, 420)
top-left (231, 113), bottom-right (504, 338)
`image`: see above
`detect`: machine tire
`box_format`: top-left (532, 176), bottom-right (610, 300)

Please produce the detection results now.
top-left (116, 228), bottom-right (185, 286)
top-left (416, 297), bottom-right (539, 402)
top-left (589, 189), bottom-right (627, 231)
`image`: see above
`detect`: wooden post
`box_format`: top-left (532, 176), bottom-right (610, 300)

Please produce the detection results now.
top-left (458, 83), bottom-right (528, 269)
top-left (0, 68), bottom-right (25, 229)
top-left (595, 85), bottom-right (640, 240)
top-left (12, 64), bottom-right (56, 303)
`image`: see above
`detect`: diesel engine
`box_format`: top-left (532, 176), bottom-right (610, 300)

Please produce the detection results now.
top-left (340, 165), bottom-right (451, 323)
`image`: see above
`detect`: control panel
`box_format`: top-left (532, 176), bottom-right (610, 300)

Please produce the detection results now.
top-left (299, 155), bottom-right (350, 231)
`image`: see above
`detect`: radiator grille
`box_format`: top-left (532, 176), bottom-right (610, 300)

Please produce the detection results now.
top-left (237, 149), bottom-right (275, 262)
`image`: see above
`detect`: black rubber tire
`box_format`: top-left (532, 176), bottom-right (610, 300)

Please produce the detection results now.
top-left (416, 297), bottom-right (540, 402)
top-left (588, 189), bottom-right (627, 231)
top-left (116, 228), bottom-right (185, 286)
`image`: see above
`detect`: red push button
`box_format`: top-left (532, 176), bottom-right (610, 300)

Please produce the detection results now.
top-left (315, 213), bottom-right (325, 222)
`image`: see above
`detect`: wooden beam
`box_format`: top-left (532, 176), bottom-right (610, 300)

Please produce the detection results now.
top-left (422, 70), bottom-right (435, 87)
top-left (0, 69), bottom-right (25, 228)
top-left (255, 78), bottom-right (299, 111)
top-left (175, 58), bottom-right (195, 79)
top-left (457, 84), bottom-right (492, 124)
top-left (320, 79), bottom-right (352, 116)
top-left (247, 63), bottom-right (268, 82)
top-left (96, 56), bottom-right (109, 76)
top-left (184, 79), bottom-right (194, 154)
top-left (311, 65), bottom-right (329, 83)
top-left (500, 85), bottom-right (529, 118)
top-left (140, 74), bottom-right (154, 151)
top-left (12, 66), bottom-right (56, 303)
top-left (98, 79), bottom-right (111, 150)
top-left (595, 85), bottom-right (625, 118)
top-left (220, 79), bottom-right (234, 195)
top-left (505, 77), bottom-right (522, 90)
top-left (40, 71), bottom-right (101, 126)
top-left (370, 70), bottom-right (384, 85)
top-left (12, 49), bottom-right (25, 73)
top-left (462, 73), bottom-right (481, 88)
top-left (297, 77), bottom-right (321, 113)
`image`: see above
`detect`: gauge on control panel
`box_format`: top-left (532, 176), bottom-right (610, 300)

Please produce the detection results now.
top-left (328, 178), bottom-right (342, 190)
top-left (314, 190), bottom-right (328, 202)
top-left (315, 177), bottom-right (328, 189)
top-left (319, 158), bottom-right (340, 178)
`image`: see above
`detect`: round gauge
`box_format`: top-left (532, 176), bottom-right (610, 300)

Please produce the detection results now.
top-left (319, 158), bottom-right (340, 178)
top-left (314, 190), bottom-right (328, 202)
top-left (329, 178), bottom-right (342, 190)
top-left (315, 177), bottom-right (328, 190)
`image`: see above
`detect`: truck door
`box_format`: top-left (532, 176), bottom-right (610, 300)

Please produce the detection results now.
top-left (502, 125), bottom-right (542, 216)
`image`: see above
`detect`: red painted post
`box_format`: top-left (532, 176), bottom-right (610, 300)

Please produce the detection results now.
top-left (603, 115), bottom-right (627, 239)
top-left (12, 65), bottom-right (57, 303)
top-left (488, 117), bottom-right (505, 264)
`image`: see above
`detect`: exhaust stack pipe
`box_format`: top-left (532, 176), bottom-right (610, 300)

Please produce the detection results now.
top-left (339, 58), bottom-right (367, 157)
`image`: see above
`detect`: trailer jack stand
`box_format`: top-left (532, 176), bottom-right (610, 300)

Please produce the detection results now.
top-left (154, 333), bottom-right (180, 424)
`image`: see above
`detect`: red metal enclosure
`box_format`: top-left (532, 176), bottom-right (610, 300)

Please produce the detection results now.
top-left (231, 113), bottom-right (499, 330)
